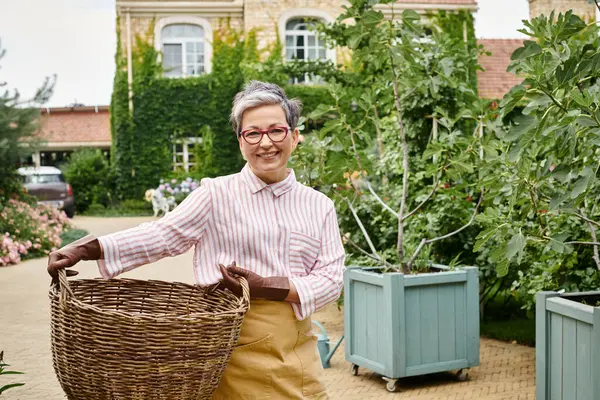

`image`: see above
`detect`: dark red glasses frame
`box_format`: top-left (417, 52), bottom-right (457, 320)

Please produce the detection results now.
top-left (238, 126), bottom-right (290, 144)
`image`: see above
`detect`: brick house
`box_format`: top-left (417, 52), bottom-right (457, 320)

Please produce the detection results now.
top-left (34, 0), bottom-right (597, 168)
top-left (29, 106), bottom-right (111, 168)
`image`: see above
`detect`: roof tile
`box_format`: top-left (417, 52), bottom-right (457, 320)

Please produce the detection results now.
top-left (38, 108), bottom-right (111, 144)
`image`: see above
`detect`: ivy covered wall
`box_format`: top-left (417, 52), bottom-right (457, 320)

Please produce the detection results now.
top-left (110, 11), bottom-right (477, 200)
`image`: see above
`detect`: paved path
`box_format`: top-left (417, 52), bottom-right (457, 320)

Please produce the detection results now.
top-left (0, 216), bottom-right (536, 399)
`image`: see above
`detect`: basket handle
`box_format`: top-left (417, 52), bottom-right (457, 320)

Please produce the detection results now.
top-left (237, 276), bottom-right (251, 309)
top-left (56, 268), bottom-right (75, 304)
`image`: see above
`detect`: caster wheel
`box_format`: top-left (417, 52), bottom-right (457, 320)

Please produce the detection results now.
top-left (456, 369), bottom-right (469, 381)
top-left (351, 364), bottom-right (359, 376)
top-left (384, 378), bottom-right (398, 393)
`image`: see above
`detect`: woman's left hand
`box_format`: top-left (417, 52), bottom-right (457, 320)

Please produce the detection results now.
top-left (219, 263), bottom-right (290, 301)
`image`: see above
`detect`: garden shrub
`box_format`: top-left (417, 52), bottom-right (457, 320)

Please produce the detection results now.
top-left (60, 228), bottom-right (90, 247)
top-left (0, 200), bottom-right (71, 266)
top-left (62, 149), bottom-right (113, 213)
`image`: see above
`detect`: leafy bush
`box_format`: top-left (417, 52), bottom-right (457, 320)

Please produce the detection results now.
top-left (120, 199), bottom-right (152, 212)
top-left (83, 201), bottom-right (153, 217)
top-left (62, 149), bottom-right (113, 213)
top-left (60, 228), bottom-right (90, 246)
top-left (0, 200), bottom-right (71, 266)
top-left (476, 11), bottom-right (600, 308)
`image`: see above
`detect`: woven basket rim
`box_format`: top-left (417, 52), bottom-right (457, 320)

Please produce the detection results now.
top-left (49, 276), bottom-right (248, 321)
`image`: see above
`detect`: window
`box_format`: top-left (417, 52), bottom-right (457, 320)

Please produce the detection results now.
top-left (172, 137), bottom-right (202, 172)
top-left (23, 174), bottom-right (65, 184)
top-left (285, 18), bottom-right (328, 84)
top-left (161, 24), bottom-right (205, 77)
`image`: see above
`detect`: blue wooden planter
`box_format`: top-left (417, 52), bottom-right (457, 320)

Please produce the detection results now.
top-left (344, 265), bottom-right (480, 392)
top-left (536, 291), bottom-right (600, 400)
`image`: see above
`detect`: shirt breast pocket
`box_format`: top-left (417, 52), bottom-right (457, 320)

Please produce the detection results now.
top-left (289, 231), bottom-right (321, 276)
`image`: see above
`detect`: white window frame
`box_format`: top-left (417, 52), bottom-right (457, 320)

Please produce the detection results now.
top-left (172, 137), bottom-right (202, 172)
top-left (155, 16), bottom-right (213, 76)
top-left (279, 9), bottom-right (336, 84)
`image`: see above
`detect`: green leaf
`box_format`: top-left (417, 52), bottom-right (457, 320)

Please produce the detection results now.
top-left (362, 10), bottom-right (384, 27)
top-left (500, 84), bottom-right (526, 115)
top-left (402, 9), bottom-right (420, 21)
top-left (510, 41), bottom-right (542, 60)
top-left (508, 143), bottom-right (522, 162)
top-left (496, 259), bottom-right (509, 277)
top-left (570, 88), bottom-right (590, 107)
top-left (0, 383), bottom-right (25, 394)
top-left (308, 104), bottom-right (333, 120)
top-left (571, 176), bottom-right (591, 198)
top-left (505, 118), bottom-right (535, 142)
top-left (549, 194), bottom-right (568, 210)
top-left (507, 232), bottom-right (526, 263)
top-left (474, 227), bottom-right (498, 252)
top-left (549, 233), bottom-right (573, 254)
top-left (348, 33), bottom-right (366, 49)
top-left (575, 115), bottom-right (597, 127)
top-left (556, 58), bottom-right (578, 85)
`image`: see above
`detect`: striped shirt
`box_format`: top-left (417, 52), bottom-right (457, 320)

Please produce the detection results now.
top-left (97, 164), bottom-right (346, 320)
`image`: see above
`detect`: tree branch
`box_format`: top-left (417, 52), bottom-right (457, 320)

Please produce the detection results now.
top-left (587, 221), bottom-right (600, 271)
top-left (564, 241), bottom-right (600, 246)
top-left (407, 190), bottom-right (484, 270)
top-left (345, 197), bottom-right (380, 258)
top-left (538, 86), bottom-right (568, 113)
top-left (364, 180), bottom-right (399, 218)
top-left (594, 0), bottom-right (600, 14)
top-left (570, 211), bottom-right (600, 228)
top-left (337, 103), bottom-right (364, 174)
top-left (344, 235), bottom-right (394, 269)
top-left (403, 176), bottom-right (439, 221)
top-left (388, 52), bottom-right (410, 265)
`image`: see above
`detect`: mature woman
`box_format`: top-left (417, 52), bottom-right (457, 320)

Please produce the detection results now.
top-left (47, 81), bottom-right (346, 399)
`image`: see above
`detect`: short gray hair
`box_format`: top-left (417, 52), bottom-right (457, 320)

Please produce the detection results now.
top-left (230, 81), bottom-right (302, 135)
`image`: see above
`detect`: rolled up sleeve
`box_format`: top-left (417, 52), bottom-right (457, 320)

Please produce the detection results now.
top-left (97, 183), bottom-right (213, 279)
top-left (290, 206), bottom-right (346, 320)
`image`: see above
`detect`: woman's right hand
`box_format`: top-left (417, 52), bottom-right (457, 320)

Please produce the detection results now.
top-left (47, 235), bottom-right (102, 281)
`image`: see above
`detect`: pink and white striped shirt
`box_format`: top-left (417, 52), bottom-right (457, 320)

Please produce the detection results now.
top-left (97, 164), bottom-right (346, 320)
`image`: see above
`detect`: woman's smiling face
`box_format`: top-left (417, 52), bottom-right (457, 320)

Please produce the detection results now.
top-left (239, 104), bottom-right (299, 184)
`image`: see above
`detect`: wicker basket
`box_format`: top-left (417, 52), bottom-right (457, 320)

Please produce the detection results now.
top-left (49, 269), bottom-right (250, 400)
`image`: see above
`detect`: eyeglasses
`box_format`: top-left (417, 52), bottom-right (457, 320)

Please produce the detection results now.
top-left (238, 126), bottom-right (290, 145)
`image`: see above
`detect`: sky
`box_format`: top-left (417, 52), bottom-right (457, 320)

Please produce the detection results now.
top-left (0, 0), bottom-right (529, 108)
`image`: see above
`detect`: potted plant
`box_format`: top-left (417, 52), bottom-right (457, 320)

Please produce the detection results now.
top-left (473, 9), bottom-right (600, 399)
top-left (294, 2), bottom-right (487, 392)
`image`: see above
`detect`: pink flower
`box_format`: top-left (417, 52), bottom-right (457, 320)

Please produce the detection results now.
top-left (33, 243), bottom-right (41, 249)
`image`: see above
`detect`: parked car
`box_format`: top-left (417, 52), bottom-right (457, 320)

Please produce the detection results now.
top-left (17, 166), bottom-right (75, 218)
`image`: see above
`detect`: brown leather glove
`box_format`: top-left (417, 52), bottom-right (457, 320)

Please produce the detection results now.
top-left (219, 262), bottom-right (290, 301)
top-left (47, 234), bottom-right (103, 280)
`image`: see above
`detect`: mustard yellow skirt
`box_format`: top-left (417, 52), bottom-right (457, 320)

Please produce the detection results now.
top-left (212, 300), bottom-right (328, 400)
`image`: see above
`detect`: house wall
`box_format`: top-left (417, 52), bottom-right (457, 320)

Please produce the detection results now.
top-left (529, 0), bottom-right (597, 21)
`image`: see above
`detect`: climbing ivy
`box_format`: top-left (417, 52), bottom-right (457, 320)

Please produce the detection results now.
top-left (109, 19), bottom-right (336, 199)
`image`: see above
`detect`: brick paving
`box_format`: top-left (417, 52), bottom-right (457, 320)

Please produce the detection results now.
top-left (0, 216), bottom-right (536, 399)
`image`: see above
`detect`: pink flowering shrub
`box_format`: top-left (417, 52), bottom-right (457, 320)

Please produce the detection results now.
top-left (0, 199), bottom-right (72, 266)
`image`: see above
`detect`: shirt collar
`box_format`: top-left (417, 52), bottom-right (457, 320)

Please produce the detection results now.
top-left (241, 163), bottom-right (296, 197)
